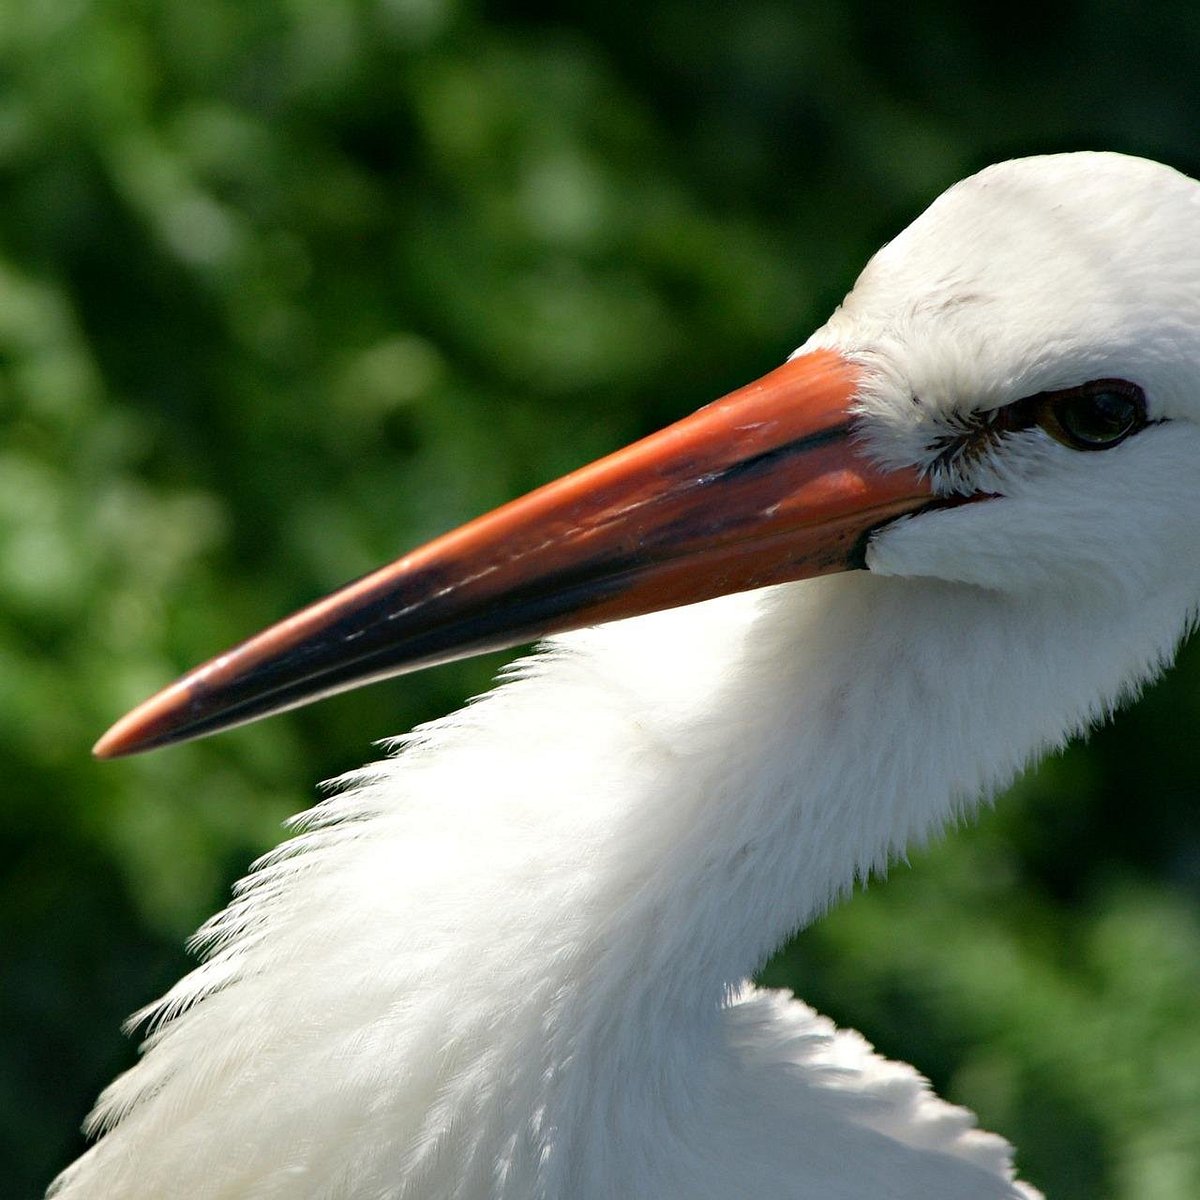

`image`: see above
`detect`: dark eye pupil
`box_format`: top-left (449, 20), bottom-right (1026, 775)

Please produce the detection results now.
top-left (1049, 389), bottom-right (1140, 448)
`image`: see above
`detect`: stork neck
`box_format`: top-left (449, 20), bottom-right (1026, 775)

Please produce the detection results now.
top-left (549, 570), bottom-right (1186, 1024)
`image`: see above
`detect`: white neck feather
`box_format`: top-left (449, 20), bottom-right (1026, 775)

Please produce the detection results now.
top-left (55, 570), bottom-right (1190, 1200)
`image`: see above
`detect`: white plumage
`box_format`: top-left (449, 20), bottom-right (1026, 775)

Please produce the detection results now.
top-left (53, 152), bottom-right (1200, 1199)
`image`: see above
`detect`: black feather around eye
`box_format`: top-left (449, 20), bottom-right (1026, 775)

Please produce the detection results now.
top-left (926, 378), bottom-right (1149, 481)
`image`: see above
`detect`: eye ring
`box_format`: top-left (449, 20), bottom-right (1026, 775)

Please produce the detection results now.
top-left (1034, 380), bottom-right (1147, 451)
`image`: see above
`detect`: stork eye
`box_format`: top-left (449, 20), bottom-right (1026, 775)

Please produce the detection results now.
top-left (1036, 381), bottom-right (1147, 450)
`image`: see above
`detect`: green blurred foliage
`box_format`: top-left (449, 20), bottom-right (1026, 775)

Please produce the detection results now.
top-left (1, 1), bottom-right (1198, 1196)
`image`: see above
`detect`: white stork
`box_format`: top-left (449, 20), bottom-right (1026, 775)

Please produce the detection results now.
top-left (51, 151), bottom-right (1200, 1199)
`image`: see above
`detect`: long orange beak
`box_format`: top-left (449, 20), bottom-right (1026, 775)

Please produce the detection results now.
top-left (94, 350), bottom-right (934, 758)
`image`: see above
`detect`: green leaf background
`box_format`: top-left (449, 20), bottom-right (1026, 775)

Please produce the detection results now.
top-left (2, 3), bottom-right (1198, 1196)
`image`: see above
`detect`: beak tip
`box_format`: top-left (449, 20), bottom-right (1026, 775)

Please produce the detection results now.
top-left (93, 718), bottom-right (141, 760)
top-left (93, 686), bottom-right (188, 760)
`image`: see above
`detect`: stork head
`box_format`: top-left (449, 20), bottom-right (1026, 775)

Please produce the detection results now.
top-left (95, 152), bottom-right (1200, 757)
top-left (817, 152), bottom-right (1200, 601)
